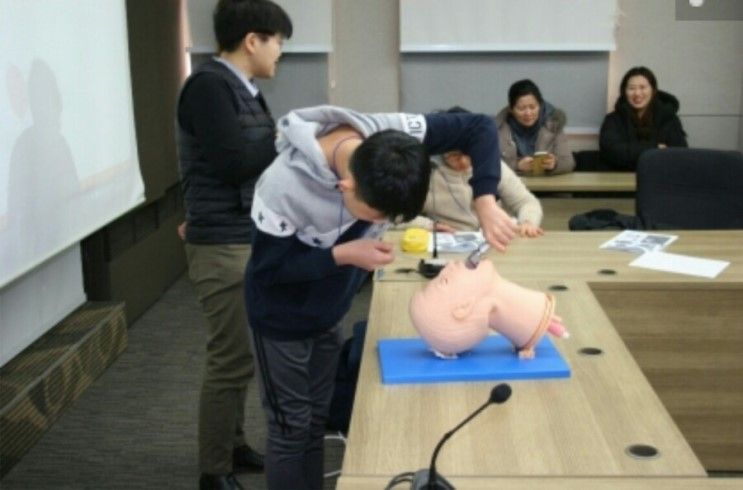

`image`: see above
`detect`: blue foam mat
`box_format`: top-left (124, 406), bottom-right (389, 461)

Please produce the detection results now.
top-left (377, 335), bottom-right (570, 385)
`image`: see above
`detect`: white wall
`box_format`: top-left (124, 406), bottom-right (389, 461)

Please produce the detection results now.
top-left (609, 0), bottom-right (743, 150)
top-left (186, 0), bottom-right (332, 53)
top-left (328, 0), bottom-right (399, 111)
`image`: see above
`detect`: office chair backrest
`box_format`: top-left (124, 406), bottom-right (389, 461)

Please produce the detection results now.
top-left (636, 148), bottom-right (743, 229)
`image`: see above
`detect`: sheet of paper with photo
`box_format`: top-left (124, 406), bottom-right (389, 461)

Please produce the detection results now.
top-left (428, 231), bottom-right (484, 253)
top-left (599, 230), bottom-right (678, 254)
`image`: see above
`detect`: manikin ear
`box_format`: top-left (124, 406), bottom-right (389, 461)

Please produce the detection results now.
top-left (451, 298), bottom-right (475, 320)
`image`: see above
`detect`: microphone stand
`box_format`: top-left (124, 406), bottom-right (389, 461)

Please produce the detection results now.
top-left (410, 384), bottom-right (512, 490)
top-left (418, 220), bottom-right (446, 278)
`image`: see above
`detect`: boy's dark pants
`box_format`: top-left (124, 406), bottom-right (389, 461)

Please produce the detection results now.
top-left (186, 243), bottom-right (255, 474)
top-left (251, 325), bottom-right (343, 490)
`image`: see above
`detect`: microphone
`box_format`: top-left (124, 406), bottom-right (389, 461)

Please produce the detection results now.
top-left (418, 221), bottom-right (447, 278)
top-left (411, 384), bottom-right (512, 490)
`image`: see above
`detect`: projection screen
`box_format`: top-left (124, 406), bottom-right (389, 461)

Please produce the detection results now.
top-left (0, 0), bottom-right (144, 288)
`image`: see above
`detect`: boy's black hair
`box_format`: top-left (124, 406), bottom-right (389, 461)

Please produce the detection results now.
top-left (349, 130), bottom-right (431, 223)
top-left (444, 105), bottom-right (471, 114)
top-left (214, 0), bottom-right (293, 53)
top-left (508, 79), bottom-right (544, 108)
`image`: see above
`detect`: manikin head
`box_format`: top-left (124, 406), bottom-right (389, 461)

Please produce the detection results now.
top-left (409, 259), bottom-right (566, 359)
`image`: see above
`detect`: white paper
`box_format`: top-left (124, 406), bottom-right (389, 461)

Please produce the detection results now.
top-left (428, 231), bottom-right (484, 253)
top-left (600, 230), bottom-right (678, 254)
top-left (630, 251), bottom-right (729, 279)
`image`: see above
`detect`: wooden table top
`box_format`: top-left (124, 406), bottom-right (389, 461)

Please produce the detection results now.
top-left (340, 280), bottom-right (706, 478)
top-left (376, 230), bottom-right (743, 284)
top-left (336, 476), bottom-right (742, 490)
top-left (521, 172), bottom-right (635, 193)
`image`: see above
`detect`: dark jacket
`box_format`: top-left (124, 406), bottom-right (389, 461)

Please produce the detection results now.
top-left (495, 103), bottom-right (575, 175)
top-left (599, 90), bottom-right (688, 171)
top-left (176, 59), bottom-right (276, 244)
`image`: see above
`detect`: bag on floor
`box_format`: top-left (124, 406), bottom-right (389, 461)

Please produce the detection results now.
top-left (326, 320), bottom-right (367, 434)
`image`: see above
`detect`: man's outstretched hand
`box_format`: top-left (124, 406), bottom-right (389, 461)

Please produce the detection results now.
top-left (474, 195), bottom-right (518, 252)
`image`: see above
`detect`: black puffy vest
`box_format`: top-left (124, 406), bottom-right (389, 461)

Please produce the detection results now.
top-left (177, 60), bottom-right (274, 244)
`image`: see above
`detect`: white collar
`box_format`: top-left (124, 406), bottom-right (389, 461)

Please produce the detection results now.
top-left (213, 56), bottom-right (259, 97)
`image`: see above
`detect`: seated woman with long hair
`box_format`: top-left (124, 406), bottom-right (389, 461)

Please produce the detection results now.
top-left (600, 66), bottom-right (688, 171)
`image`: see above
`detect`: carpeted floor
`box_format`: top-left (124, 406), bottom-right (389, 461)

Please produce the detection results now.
top-left (1, 273), bottom-right (372, 490)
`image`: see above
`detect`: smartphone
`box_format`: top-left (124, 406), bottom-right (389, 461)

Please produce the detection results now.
top-left (532, 151), bottom-right (549, 175)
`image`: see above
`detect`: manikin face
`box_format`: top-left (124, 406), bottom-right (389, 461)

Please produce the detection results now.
top-left (510, 94), bottom-right (541, 127)
top-left (250, 33), bottom-right (284, 79)
top-left (423, 260), bottom-right (495, 303)
top-left (624, 75), bottom-right (655, 113)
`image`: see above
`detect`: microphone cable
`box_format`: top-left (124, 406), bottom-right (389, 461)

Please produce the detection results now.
top-left (384, 471), bottom-right (415, 489)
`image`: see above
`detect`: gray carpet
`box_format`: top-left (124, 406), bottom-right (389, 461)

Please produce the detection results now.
top-left (1, 273), bottom-right (372, 490)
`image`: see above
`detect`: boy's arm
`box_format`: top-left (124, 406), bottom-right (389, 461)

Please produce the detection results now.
top-left (498, 164), bottom-right (543, 226)
top-left (250, 228), bottom-right (343, 285)
top-left (423, 112), bottom-right (501, 198)
top-left (250, 229), bottom-right (394, 286)
top-left (423, 112), bottom-right (518, 250)
top-left (179, 73), bottom-right (277, 184)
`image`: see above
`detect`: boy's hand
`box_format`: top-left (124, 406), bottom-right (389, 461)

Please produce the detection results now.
top-left (332, 239), bottom-right (395, 271)
top-left (177, 221), bottom-right (187, 241)
top-left (473, 195), bottom-right (517, 252)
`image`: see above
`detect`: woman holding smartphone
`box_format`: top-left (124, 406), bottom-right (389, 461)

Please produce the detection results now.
top-left (495, 79), bottom-right (575, 175)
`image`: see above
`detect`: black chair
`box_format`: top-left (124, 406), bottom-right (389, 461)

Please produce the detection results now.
top-left (636, 148), bottom-right (743, 229)
top-left (573, 150), bottom-right (613, 171)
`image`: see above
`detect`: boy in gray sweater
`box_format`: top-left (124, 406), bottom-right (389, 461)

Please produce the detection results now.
top-left (244, 105), bottom-right (517, 490)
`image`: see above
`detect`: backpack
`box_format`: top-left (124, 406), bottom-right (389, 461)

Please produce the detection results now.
top-left (326, 320), bottom-right (367, 433)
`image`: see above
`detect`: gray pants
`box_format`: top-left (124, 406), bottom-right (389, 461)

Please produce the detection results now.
top-left (185, 243), bottom-right (254, 474)
top-left (251, 326), bottom-right (343, 490)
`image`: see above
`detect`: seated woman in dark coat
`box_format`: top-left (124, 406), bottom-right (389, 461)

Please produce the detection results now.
top-left (599, 66), bottom-right (687, 171)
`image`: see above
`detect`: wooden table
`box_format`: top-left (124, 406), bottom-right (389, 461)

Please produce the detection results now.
top-left (336, 476), bottom-right (743, 489)
top-left (340, 230), bottom-right (743, 482)
top-left (341, 280), bottom-right (705, 478)
top-left (521, 172), bottom-right (635, 193)
top-left (375, 230), bottom-right (743, 284)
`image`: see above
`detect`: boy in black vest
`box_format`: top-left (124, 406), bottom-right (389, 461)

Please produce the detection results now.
top-left (175, 1), bottom-right (292, 489)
